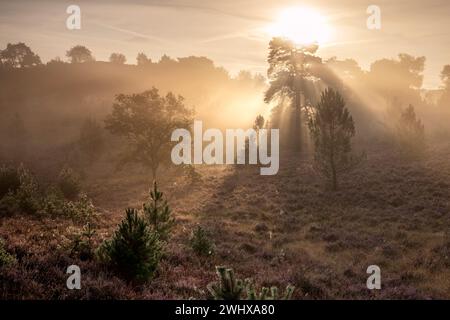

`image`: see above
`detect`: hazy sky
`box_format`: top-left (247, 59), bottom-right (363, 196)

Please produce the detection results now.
top-left (1, 0), bottom-right (449, 88)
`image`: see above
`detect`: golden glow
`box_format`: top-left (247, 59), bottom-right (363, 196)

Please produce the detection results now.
top-left (267, 7), bottom-right (331, 45)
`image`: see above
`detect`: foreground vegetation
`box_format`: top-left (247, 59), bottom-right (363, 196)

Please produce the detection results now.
top-left (0, 141), bottom-right (449, 299)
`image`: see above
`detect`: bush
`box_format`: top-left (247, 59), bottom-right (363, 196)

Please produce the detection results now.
top-left (98, 208), bottom-right (162, 282)
top-left (62, 193), bottom-right (95, 220)
top-left (0, 165), bottom-right (95, 219)
top-left (0, 166), bottom-right (41, 215)
top-left (70, 222), bottom-right (96, 260)
top-left (0, 165), bottom-right (21, 198)
top-left (208, 266), bottom-right (295, 300)
top-left (14, 166), bottom-right (41, 214)
top-left (190, 225), bottom-right (214, 256)
top-left (143, 181), bottom-right (174, 240)
top-left (58, 167), bottom-right (81, 200)
top-left (39, 188), bottom-right (95, 220)
top-left (0, 238), bottom-right (16, 267)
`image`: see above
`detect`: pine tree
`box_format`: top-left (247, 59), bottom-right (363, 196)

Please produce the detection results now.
top-left (143, 181), bottom-right (174, 240)
top-left (190, 225), bottom-right (214, 256)
top-left (308, 88), bottom-right (362, 190)
top-left (0, 238), bottom-right (16, 267)
top-left (58, 167), bottom-right (81, 200)
top-left (264, 38), bottom-right (322, 151)
top-left (99, 208), bottom-right (162, 282)
top-left (207, 267), bottom-right (246, 300)
top-left (207, 266), bottom-right (295, 300)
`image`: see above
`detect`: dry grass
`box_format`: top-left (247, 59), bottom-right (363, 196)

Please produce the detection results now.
top-left (1, 142), bottom-right (449, 299)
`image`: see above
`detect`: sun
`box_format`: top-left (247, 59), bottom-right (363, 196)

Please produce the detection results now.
top-left (267, 7), bottom-right (331, 46)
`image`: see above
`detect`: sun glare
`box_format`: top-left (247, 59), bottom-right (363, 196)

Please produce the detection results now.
top-left (267, 7), bottom-right (331, 46)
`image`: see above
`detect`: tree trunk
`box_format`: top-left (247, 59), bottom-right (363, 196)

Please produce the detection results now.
top-left (151, 165), bottom-right (158, 183)
top-left (330, 154), bottom-right (337, 190)
top-left (293, 88), bottom-right (302, 152)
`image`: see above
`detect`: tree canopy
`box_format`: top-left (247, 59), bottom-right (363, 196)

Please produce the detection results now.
top-left (264, 37), bottom-right (322, 151)
top-left (105, 87), bottom-right (193, 179)
top-left (0, 42), bottom-right (42, 68)
top-left (109, 53), bottom-right (127, 65)
top-left (66, 45), bottom-right (95, 63)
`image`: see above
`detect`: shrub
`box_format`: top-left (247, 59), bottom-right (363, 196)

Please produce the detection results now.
top-left (14, 166), bottom-right (41, 214)
top-left (0, 165), bottom-right (21, 198)
top-left (39, 190), bottom-right (94, 220)
top-left (0, 238), bottom-right (16, 267)
top-left (98, 208), bottom-right (162, 282)
top-left (190, 225), bottom-right (214, 256)
top-left (61, 193), bottom-right (95, 220)
top-left (0, 193), bottom-right (19, 216)
top-left (0, 165), bottom-right (95, 219)
top-left (143, 181), bottom-right (174, 241)
top-left (0, 166), bottom-right (41, 215)
top-left (70, 222), bottom-right (96, 260)
top-left (208, 266), bottom-right (295, 300)
top-left (208, 267), bottom-right (246, 300)
top-left (58, 167), bottom-right (81, 200)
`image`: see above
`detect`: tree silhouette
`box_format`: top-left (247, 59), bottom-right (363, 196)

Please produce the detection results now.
top-left (308, 88), bottom-right (361, 190)
top-left (66, 45), bottom-right (94, 63)
top-left (105, 88), bottom-right (192, 179)
top-left (368, 53), bottom-right (425, 108)
top-left (143, 181), bottom-right (174, 241)
top-left (46, 57), bottom-right (65, 67)
top-left (396, 104), bottom-right (425, 157)
top-left (109, 53), bottom-right (126, 65)
top-left (0, 43), bottom-right (41, 68)
top-left (264, 38), bottom-right (322, 151)
top-left (253, 115), bottom-right (265, 131)
top-left (136, 53), bottom-right (151, 66)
